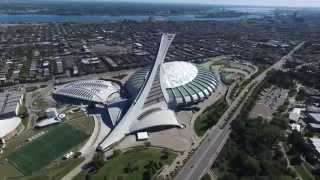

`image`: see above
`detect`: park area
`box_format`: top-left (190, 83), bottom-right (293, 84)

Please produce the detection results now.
top-left (74, 148), bottom-right (177, 180)
top-left (7, 123), bottom-right (89, 175)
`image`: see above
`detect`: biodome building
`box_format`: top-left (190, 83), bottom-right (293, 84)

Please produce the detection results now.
top-left (53, 80), bottom-right (120, 105)
top-left (126, 61), bottom-right (218, 107)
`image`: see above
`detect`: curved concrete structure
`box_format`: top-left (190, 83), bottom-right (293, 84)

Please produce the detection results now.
top-left (129, 106), bottom-right (180, 133)
top-left (98, 33), bottom-right (178, 151)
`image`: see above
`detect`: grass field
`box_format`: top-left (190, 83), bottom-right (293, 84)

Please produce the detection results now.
top-left (8, 123), bottom-right (89, 175)
top-left (74, 148), bottom-right (177, 180)
top-left (66, 111), bottom-right (94, 135)
top-left (22, 157), bottom-right (84, 180)
top-left (294, 165), bottom-right (315, 180)
top-left (194, 97), bottom-right (228, 137)
top-left (32, 96), bottom-right (49, 110)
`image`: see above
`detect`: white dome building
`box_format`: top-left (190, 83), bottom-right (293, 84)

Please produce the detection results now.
top-left (53, 80), bottom-right (120, 105)
top-left (126, 61), bottom-right (219, 106)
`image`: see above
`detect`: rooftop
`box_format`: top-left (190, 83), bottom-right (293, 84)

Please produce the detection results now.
top-left (309, 113), bottom-right (320, 122)
top-left (0, 117), bottom-right (21, 138)
top-left (53, 80), bottom-right (120, 104)
top-left (289, 108), bottom-right (304, 122)
top-left (310, 138), bottom-right (320, 154)
top-left (0, 91), bottom-right (22, 116)
top-left (162, 61), bottom-right (198, 89)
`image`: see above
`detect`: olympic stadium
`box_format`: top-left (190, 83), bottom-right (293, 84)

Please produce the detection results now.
top-left (126, 61), bottom-right (218, 107)
top-left (53, 34), bottom-right (220, 151)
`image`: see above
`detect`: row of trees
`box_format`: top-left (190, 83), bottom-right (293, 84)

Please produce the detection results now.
top-left (216, 70), bottom-right (298, 179)
top-left (217, 117), bottom-right (294, 179)
top-left (195, 97), bottom-right (228, 136)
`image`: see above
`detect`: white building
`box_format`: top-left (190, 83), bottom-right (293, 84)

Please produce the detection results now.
top-left (46, 108), bottom-right (58, 119)
top-left (53, 80), bottom-right (120, 105)
top-left (290, 123), bottom-right (301, 132)
top-left (289, 108), bottom-right (304, 122)
top-left (0, 117), bottom-right (22, 140)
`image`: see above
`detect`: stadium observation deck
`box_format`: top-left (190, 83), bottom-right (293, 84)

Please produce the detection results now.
top-left (98, 33), bottom-right (182, 151)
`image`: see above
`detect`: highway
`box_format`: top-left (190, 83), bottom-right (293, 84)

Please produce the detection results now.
top-left (175, 41), bottom-right (305, 180)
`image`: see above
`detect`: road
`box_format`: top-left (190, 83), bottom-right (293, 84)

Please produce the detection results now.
top-left (175, 42), bottom-right (305, 180)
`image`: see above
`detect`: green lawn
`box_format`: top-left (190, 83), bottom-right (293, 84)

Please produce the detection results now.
top-left (294, 165), bottom-right (314, 180)
top-left (8, 123), bottom-right (89, 175)
top-left (66, 111), bottom-right (94, 135)
top-left (78, 148), bottom-right (177, 180)
top-left (72, 170), bottom-right (87, 180)
top-left (22, 158), bottom-right (84, 180)
top-left (194, 98), bottom-right (228, 137)
top-left (32, 96), bottom-right (48, 110)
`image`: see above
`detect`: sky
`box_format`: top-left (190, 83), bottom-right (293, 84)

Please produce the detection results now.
top-left (82, 0), bottom-right (320, 7)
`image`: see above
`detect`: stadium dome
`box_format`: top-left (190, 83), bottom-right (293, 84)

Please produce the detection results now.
top-left (53, 80), bottom-right (120, 104)
top-left (126, 61), bottom-right (219, 106)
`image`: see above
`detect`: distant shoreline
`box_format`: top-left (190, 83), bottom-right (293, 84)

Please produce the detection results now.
top-left (0, 14), bottom-right (263, 23)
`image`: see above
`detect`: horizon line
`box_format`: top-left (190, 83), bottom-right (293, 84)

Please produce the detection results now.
top-left (4, 0), bottom-right (320, 9)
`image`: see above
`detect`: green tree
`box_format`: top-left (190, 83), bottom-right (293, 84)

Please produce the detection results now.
top-left (219, 171), bottom-right (237, 180)
top-left (242, 156), bottom-right (261, 176)
top-left (287, 130), bottom-right (306, 154)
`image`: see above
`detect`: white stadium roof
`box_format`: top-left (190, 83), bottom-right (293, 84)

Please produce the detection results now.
top-left (310, 113), bottom-right (320, 123)
top-left (0, 117), bottom-right (21, 138)
top-left (162, 61), bottom-right (198, 88)
top-left (310, 138), bottom-right (320, 154)
top-left (53, 80), bottom-right (120, 104)
top-left (126, 61), bottom-right (218, 107)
